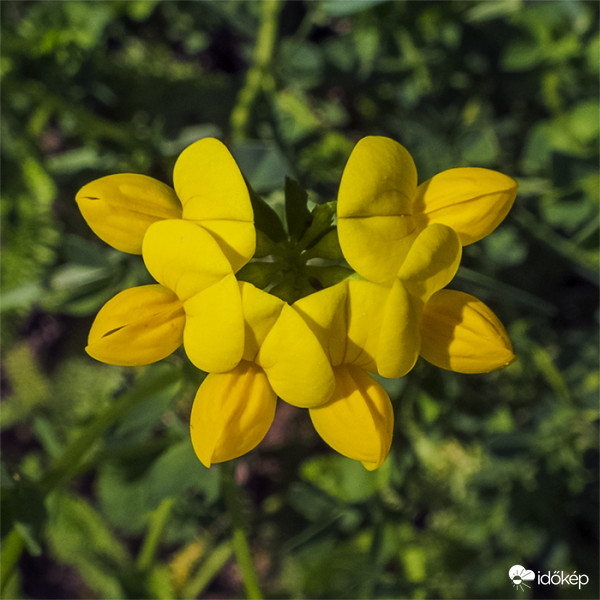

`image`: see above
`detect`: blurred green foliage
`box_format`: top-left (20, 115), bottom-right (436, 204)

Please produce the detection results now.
top-left (1, 1), bottom-right (598, 598)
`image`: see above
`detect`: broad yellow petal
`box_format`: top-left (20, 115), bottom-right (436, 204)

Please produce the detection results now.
top-left (420, 289), bottom-right (516, 373)
top-left (338, 136), bottom-right (418, 283)
top-left (239, 282), bottom-right (284, 362)
top-left (183, 274), bottom-right (245, 373)
top-left (76, 174), bottom-right (182, 254)
top-left (195, 221), bottom-right (256, 274)
top-left (258, 305), bottom-right (335, 408)
top-left (413, 167), bottom-right (517, 245)
top-left (86, 285), bottom-right (184, 366)
top-left (309, 365), bottom-right (393, 470)
top-left (375, 279), bottom-right (422, 378)
top-left (345, 280), bottom-right (390, 372)
top-left (337, 217), bottom-right (419, 284)
top-left (174, 138), bottom-right (255, 271)
top-left (293, 282), bottom-right (349, 367)
top-left (397, 223), bottom-right (462, 302)
top-left (143, 219), bottom-right (233, 300)
top-left (190, 362), bottom-right (276, 467)
top-left (294, 279), bottom-right (421, 378)
top-left (337, 136), bottom-right (417, 218)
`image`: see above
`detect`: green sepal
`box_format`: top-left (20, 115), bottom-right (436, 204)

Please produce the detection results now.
top-left (285, 177), bottom-right (312, 241)
top-left (299, 201), bottom-right (337, 250)
top-left (305, 265), bottom-right (354, 289)
top-left (245, 179), bottom-right (286, 243)
top-left (236, 261), bottom-right (284, 289)
top-left (269, 272), bottom-right (316, 304)
top-left (305, 228), bottom-right (344, 261)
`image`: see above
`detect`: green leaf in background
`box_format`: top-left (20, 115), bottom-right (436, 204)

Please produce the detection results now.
top-left (301, 454), bottom-right (392, 503)
top-left (45, 492), bottom-right (131, 599)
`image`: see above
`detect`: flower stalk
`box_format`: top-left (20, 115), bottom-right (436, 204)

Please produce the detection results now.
top-left (221, 462), bottom-right (263, 599)
top-left (230, 0), bottom-right (283, 140)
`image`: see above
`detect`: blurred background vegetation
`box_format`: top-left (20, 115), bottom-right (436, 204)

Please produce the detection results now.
top-left (1, 1), bottom-right (598, 598)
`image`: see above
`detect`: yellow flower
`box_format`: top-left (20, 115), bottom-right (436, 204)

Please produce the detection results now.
top-left (337, 136), bottom-right (517, 284)
top-left (336, 135), bottom-right (517, 376)
top-left (190, 282), bottom-right (335, 467)
top-left (86, 219), bottom-right (245, 373)
top-left (293, 280), bottom-right (399, 470)
top-left (76, 137), bottom-right (255, 271)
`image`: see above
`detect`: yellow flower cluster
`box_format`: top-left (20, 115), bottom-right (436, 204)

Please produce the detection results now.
top-left (76, 136), bottom-right (517, 470)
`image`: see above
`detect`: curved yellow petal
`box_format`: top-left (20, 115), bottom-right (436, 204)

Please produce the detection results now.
top-left (338, 136), bottom-right (418, 283)
top-left (309, 365), bottom-right (393, 470)
top-left (336, 217), bottom-right (419, 284)
top-left (337, 136), bottom-right (418, 218)
top-left (194, 221), bottom-right (256, 274)
top-left (345, 280), bottom-right (390, 372)
top-left (293, 282), bottom-right (349, 367)
top-left (76, 174), bottom-right (182, 254)
top-left (174, 138), bottom-right (255, 271)
top-left (397, 223), bottom-right (462, 302)
top-left (413, 167), bottom-right (518, 246)
top-left (143, 219), bottom-right (233, 300)
top-left (190, 362), bottom-right (277, 467)
top-left (375, 279), bottom-right (422, 378)
top-left (293, 279), bottom-right (421, 378)
top-left (420, 289), bottom-right (516, 373)
top-left (258, 305), bottom-right (335, 408)
top-left (86, 284), bottom-right (184, 366)
top-left (183, 274), bottom-right (245, 373)
top-left (239, 282), bottom-right (284, 362)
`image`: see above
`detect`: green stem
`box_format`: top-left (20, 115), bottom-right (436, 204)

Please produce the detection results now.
top-left (136, 497), bottom-right (175, 571)
top-left (0, 529), bottom-right (25, 596)
top-left (182, 540), bottom-right (234, 599)
top-left (221, 463), bottom-right (263, 599)
top-left (230, 0), bottom-right (282, 140)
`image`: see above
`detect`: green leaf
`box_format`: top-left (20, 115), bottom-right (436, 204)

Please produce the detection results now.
top-left (285, 177), bottom-right (312, 241)
top-left (320, 0), bottom-right (388, 17)
top-left (301, 454), bottom-right (392, 503)
top-left (1, 480), bottom-right (46, 556)
top-left (46, 492), bottom-right (131, 599)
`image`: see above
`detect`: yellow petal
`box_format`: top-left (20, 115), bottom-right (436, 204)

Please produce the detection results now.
top-left (239, 282), bottom-right (284, 362)
top-left (293, 282), bottom-right (349, 367)
top-left (190, 362), bottom-right (277, 467)
top-left (375, 279), bottom-right (422, 378)
top-left (420, 289), bottom-right (516, 373)
top-left (86, 285), bottom-right (184, 366)
top-left (258, 305), bottom-right (335, 408)
top-left (174, 138), bottom-right (255, 271)
top-left (294, 280), bottom-right (421, 378)
top-left (309, 365), bottom-right (393, 470)
top-left (337, 136), bottom-right (418, 283)
top-left (413, 167), bottom-right (518, 246)
top-left (183, 274), bottom-right (245, 373)
top-left (397, 223), bottom-right (462, 302)
top-left (143, 219), bottom-right (233, 300)
top-left (194, 221), bottom-right (256, 274)
top-left (336, 217), bottom-right (419, 284)
top-left (76, 174), bottom-right (182, 254)
top-left (345, 280), bottom-right (390, 372)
